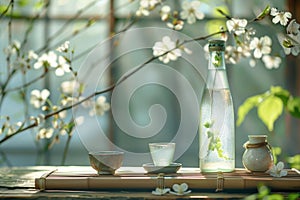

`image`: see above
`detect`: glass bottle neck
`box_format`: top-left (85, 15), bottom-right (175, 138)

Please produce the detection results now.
top-left (208, 51), bottom-right (226, 70)
top-left (206, 50), bottom-right (229, 89)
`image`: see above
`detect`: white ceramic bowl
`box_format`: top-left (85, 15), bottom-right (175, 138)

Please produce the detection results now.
top-left (89, 151), bottom-right (124, 175)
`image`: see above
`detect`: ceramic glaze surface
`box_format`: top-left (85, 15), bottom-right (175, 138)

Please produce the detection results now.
top-left (242, 135), bottom-right (273, 172)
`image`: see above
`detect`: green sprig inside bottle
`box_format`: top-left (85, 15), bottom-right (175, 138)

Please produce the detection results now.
top-left (212, 51), bottom-right (222, 67)
top-left (204, 121), bottom-right (229, 160)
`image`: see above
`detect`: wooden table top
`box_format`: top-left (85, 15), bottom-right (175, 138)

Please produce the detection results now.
top-left (0, 166), bottom-right (299, 199)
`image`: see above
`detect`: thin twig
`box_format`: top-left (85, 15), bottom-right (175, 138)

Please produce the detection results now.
top-left (6, 69), bottom-right (48, 93)
top-left (45, 0), bottom-right (99, 46)
top-left (0, 30), bottom-right (226, 145)
top-left (0, 0), bottom-right (13, 19)
top-left (61, 134), bottom-right (72, 165)
top-left (38, 17), bottom-right (97, 54)
top-left (0, 149), bottom-right (12, 166)
top-left (36, 0), bottom-right (135, 53)
top-left (4, 0), bottom-right (14, 80)
top-left (2, 16), bottom-right (137, 96)
top-left (21, 2), bottom-right (48, 48)
top-left (186, 30), bottom-right (227, 43)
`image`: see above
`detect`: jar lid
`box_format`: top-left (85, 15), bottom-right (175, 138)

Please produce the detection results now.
top-left (208, 40), bottom-right (225, 51)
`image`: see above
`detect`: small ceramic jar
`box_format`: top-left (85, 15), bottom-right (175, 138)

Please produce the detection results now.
top-left (242, 135), bottom-right (274, 172)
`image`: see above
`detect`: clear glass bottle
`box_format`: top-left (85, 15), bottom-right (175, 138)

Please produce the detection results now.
top-left (199, 40), bottom-right (235, 172)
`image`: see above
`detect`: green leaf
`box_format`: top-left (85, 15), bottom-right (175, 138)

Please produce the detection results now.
top-left (204, 121), bottom-right (213, 128)
top-left (258, 95), bottom-right (283, 131)
top-left (0, 5), bottom-right (8, 14)
top-left (287, 154), bottom-right (300, 169)
top-left (256, 5), bottom-right (270, 20)
top-left (257, 184), bottom-right (270, 197)
top-left (79, 83), bottom-right (85, 94)
top-left (236, 95), bottom-right (262, 126)
top-left (34, 0), bottom-right (44, 9)
top-left (268, 194), bottom-right (284, 200)
top-left (288, 193), bottom-right (300, 200)
top-left (283, 38), bottom-right (294, 48)
top-left (287, 97), bottom-right (300, 118)
top-left (17, 0), bottom-right (30, 7)
top-left (272, 146), bottom-right (282, 164)
top-left (244, 194), bottom-right (257, 200)
top-left (270, 86), bottom-right (290, 106)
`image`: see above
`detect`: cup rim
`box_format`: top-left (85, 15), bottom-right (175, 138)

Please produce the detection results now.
top-left (248, 135), bottom-right (267, 138)
top-left (89, 150), bottom-right (124, 156)
top-left (149, 142), bottom-right (175, 146)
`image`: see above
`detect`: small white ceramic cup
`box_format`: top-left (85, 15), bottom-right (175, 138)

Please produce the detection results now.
top-left (149, 142), bottom-right (175, 166)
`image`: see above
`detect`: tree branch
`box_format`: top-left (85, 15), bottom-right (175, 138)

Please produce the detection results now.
top-left (0, 30), bottom-right (226, 145)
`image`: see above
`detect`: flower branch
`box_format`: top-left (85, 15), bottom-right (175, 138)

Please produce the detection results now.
top-left (0, 25), bottom-right (226, 145)
top-left (42, 0), bottom-right (100, 51)
top-left (0, 0), bottom-right (13, 19)
top-left (20, 2), bottom-right (51, 49)
top-left (1, 0), bottom-right (295, 144)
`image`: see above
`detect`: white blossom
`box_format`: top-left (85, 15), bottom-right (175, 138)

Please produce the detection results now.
top-left (0, 120), bottom-right (10, 135)
top-left (30, 89), bottom-right (50, 108)
top-left (55, 56), bottom-right (71, 76)
top-left (287, 37), bottom-right (300, 56)
top-left (29, 114), bottom-right (45, 125)
top-left (61, 80), bottom-right (80, 94)
top-left (250, 36), bottom-right (272, 58)
top-left (226, 18), bottom-right (248, 35)
top-left (267, 161), bottom-right (288, 178)
top-left (140, 0), bottom-right (160, 9)
top-left (287, 19), bottom-right (300, 35)
top-left (75, 116), bottom-right (85, 126)
top-left (4, 40), bottom-right (21, 55)
top-left (60, 129), bottom-right (67, 136)
top-left (160, 5), bottom-right (171, 21)
top-left (61, 96), bottom-right (74, 106)
top-left (152, 36), bottom-right (182, 63)
top-left (37, 128), bottom-right (54, 139)
top-left (7, 124), bottom-right (16, 136)
top-left (136, 7), bottom-right (150, 16)
top-left (28, 50), bottom-right (38, 60)
top-left (237, 43), bottom-right (251, 57)
top-left (56, 41), bottom-right (70, 53)
top-left (136, 0), bottom-right (160, 16)
top-left (58, 110), bottom-right (67, 119)
top-left (180, 0), bottom-right (204, 24)
top-left (3, 121), bottom-right (22, 136)
top-left (284, 19), bottom-right (300, 56)
top-left (277, 34), bottom-right (300, 56)
top-left (37, 114), bottom-right (46, 124)
top-left (270, 8), bottom-right (292, 26)
top-left (34, 51), bottom-right (58, 69)
top-left (249, 58), bottom-right (256, 67)
top-left (169, 183), bottom-right (191, 195)
top-left (225, 45), bottom-right (241, 64)
top-left (167, 20), bottom-right (184, 30)
top-left (12, 40), bottom-right (21, 50)
top-left (89, 96), bottom-right (110, 116)
top-left (182, 46), bottom-right (192, 54)
top-left (244, 28), bottom-right (256, 42)
top-left (262, 55), bottom-right (281, 69)
top-left (13, 57), bottom-right (27, 70)
top-left (80, 96), bottom-right (93, 108)
top-left (52, 120), bottom-right (59, 129)
top-left (152, 188), bottom-right (170, 195)
top-left (41, 105), bottom-right (49, 111)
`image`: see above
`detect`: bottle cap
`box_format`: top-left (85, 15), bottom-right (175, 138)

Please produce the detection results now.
top-left (208, 40), bottom-right (225, 51)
